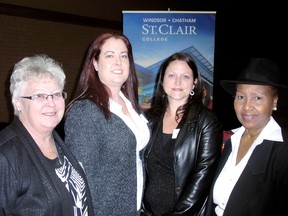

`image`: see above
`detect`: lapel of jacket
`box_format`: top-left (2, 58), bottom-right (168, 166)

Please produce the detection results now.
top-left (174, 104), bottom-right (201, 148)
top-left (10, 117), bottom-right (60, 191)
top-left (224, 140), bottom-right (273, 216)
top-left (217, 139), bottom-right (232, 174)
top-left (144, 117), bottom-right (162, 157)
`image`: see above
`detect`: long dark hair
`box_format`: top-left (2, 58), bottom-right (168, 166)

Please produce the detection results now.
top-left (66, 32), bottom-right (140, 119)
top-left (147, 52), bottom-right (203, 121)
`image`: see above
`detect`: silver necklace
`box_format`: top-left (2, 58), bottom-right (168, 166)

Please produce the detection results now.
top-left (52, 138), bottom-right (63, 166)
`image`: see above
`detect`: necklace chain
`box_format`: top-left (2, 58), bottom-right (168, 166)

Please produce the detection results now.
top-left (52, 138), bottom-right (63, 166)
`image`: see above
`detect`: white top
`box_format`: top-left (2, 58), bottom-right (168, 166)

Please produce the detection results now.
top-left (213, 117), bottom-right (283, 216)
top-left (109, 91), bottom-right (150, 210)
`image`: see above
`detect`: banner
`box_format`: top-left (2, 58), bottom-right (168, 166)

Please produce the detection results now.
top-left (123, 11), bottom-right (216, 109)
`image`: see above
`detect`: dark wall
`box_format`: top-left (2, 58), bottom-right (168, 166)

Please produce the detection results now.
top-left (0, 8), bottom-right (121, 123)
top-left (212, 2), bottom-right (287, 129)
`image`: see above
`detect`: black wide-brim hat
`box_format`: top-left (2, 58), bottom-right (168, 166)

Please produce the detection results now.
top-left (220, 58), bottom-right (288, 106)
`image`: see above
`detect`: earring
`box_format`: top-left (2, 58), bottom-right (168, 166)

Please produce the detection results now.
top-left (273, 107), bottom-right (277, 111)
top-left (190, 90), bottom-right (195, 96)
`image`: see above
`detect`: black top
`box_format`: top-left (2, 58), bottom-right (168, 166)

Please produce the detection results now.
top-left (44, 144), bottom-right (89, 215)
top-left (144, 130), bottom-right (176, 216)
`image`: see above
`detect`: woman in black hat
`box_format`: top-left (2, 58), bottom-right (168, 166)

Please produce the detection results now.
top-left (204, 58), bottom-right (288, 216)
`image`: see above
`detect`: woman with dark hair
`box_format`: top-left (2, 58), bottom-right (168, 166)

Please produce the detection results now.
top-left (141, 52), bottom-right (223, 216)
top-left (64, 32), bottom-right (150, 215)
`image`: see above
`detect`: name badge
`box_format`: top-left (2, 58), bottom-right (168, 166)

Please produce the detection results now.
top-left (172, 129), bottom-right (180, 139)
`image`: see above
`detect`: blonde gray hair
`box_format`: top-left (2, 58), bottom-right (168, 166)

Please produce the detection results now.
top-left (10, 54), bottom-right (66, 116)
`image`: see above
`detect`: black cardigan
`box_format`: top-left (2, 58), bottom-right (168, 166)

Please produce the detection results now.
top-left (0, 117), bottom-right (95, 216)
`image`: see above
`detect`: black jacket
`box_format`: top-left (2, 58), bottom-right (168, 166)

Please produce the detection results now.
top-left (0, 117), bottom-right (95, 216)
top-left (143, 104), bottom-right (223, 215)
top-left (204, 127), bottom-right (288, 216)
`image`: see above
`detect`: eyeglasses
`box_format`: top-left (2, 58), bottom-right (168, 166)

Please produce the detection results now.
top-left (20, 92), bottom-right (67, 102)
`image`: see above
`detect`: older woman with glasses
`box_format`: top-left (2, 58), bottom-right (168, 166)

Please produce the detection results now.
top-left (0, 55), bottom-right (95, 216)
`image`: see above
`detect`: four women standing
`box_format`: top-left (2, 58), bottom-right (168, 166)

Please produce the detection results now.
top-left (1, 35), bottom-right (283, 216)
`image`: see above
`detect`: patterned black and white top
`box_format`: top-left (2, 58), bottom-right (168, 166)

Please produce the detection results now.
top-left (54, 154), bottom-right (89, 216)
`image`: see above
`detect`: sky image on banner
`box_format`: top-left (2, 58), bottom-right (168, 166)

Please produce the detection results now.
top-left (123, 11), bottom-right (216, 109)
